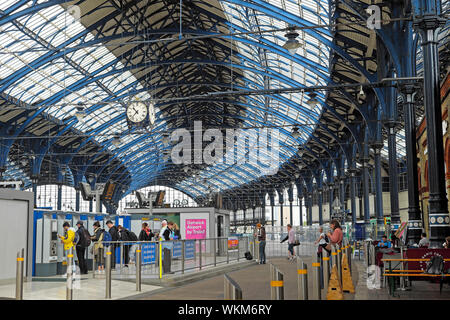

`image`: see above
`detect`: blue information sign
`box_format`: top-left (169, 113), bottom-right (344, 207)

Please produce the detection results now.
top-left (142, 243), bottom-right (157, 265)
top-left (184, 240), bottom-right (195, 260)
top-left (173, 242), bottom-right (182, 258)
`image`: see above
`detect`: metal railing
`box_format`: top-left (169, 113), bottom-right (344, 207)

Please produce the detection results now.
top-left (86, 236), bottom-right (251, 281)
top-left (224, 274), bottom-right (243, 300)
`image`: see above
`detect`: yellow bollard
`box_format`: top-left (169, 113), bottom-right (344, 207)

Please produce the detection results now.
top-left (341, 253), bottom-right (355, 293)
top-left (326, 264), bottom-right (344, 300)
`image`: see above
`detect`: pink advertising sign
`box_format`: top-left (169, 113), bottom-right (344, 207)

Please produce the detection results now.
top-left (185, 219), bottom-right (207, 240)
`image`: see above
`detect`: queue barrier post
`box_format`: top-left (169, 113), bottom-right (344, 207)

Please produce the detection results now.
top-left (297, 258), bottom-right (308, 300)
top-left (312, 253), bottom-right (321, 300)
top-left (66, 247), bottom-right (74, 300)
top-left (136, 244), bottom-right (141, 292)
top-left (270, 263), bottom-right (284, 300)
top-left (15, 248), bottom-right (24, 300)
top-left (105, 246), bottom-right (112, 299)
top-left (224, 274), bottom-right (243, 300)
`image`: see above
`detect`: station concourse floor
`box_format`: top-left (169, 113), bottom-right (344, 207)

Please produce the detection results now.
top-left (125, 257), bottom-right (450, 300)
top-left (0, 275), bottom-right (162, 300)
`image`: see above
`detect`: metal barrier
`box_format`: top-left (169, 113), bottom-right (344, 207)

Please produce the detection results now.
top-left (297, 258), bottom-right (308, 300)
top-left (105, 246), bottom-right (112, 299)
top-left (66, 247), bottom-right (74, 300)
top-left (224, 274), bottom-right (243, 300)
top-left (322, 251), bottom-right (330, 297)
top-left (312, 253), bottom-right (321, 300)
top-left (136, 244), bottom-right (142, 292)
top-left (15, 248), bottom-right (24, 300)
top-left (270, 263), bottom-right (284, 300)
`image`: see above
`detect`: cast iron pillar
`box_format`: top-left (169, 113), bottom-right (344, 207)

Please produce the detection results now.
top-left (307, 194), bottom-right (313, 226)
top-left (329, 185), bottom-right (334, 219)
top-left (413, 1), bottom-right (450, 246)
top-left (400, 83), bottom-right (423, 244)
top-left (299, 196), bottom-right (303, 226)
top-left (372, 142), bottom-right (385, 238)
top-left (318, 188), bottom-right (323, 226)
top-left (362, 159), bottom-right (371, 235)
top-left (385, 121), bottom-right (401, 226)
top-left (349, 168), bottom-right (357, 239)
top-left (75, 188), bottom-right (80, 212)
top-left (57, 184), bottom-right (62, 211)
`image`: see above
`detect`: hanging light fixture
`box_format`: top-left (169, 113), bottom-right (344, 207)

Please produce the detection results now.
top-left (291, 126), bottom-right (301, 139)
top-left (306, 93), bottom-right (319, 107)
top-left (294, 172), bottom-right (300, 179)
top-left (112, 135), bottom-right (121, 147)
top-left (74, 104), bottom-right (86, 122)
top-left (183, 166), bottom-right (189, 173)
top-left (282, 27), bottom-right (302, 54)
top-left (297, 148), bottom-right (304, 157)
top-left (357, 85), bottom-right (366, 103)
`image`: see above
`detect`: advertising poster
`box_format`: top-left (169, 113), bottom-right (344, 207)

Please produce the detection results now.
top-left (185, 219), bottom-right (207, 252)
top-left (227, 236), bottom-right (239, 250)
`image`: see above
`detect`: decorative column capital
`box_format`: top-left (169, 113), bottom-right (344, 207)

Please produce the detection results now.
top-left (371, 142), bottom-right (384, 154)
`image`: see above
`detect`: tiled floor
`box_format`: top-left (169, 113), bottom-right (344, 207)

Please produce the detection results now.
top-left (0, 275), bottom-right (161, 300)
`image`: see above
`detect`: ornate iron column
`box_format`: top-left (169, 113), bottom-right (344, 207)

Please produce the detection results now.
top-left (329, 185), bottom-right (334, 219)
top-left (269, 192), bottom-right (275, 226)
top-left (413, 0), bottom-right (450, 245)
top-left (349, 168), bottom-right (357, 239)
top-left (339, 176), bottom-right (345, 211)
top-left (318, 188), bottom-right (323, 225)
top-left (400, 83), bottom-right (423, 244)
top-left (75, 188), bottom-right (80, 212)
top-left (288, 185), bottom-right (294, 225)
top-left (57, 184), bottom-right (62, 211)
top-left (385, 121), bottom-right (401, 226)
top-left (299, 196), bottom-right (303, 226)
top-left (362, 160), bottom-right (371, 233)
top-left (372, 142), bottom-right (385, 237)
top-left (307, 194), bottom-right (313, 226)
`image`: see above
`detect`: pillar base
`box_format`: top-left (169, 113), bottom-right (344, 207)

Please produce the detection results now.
top-left (406, 219), bottom-right (423, 245)
top-left (429, 213), bottom-right (450, 248)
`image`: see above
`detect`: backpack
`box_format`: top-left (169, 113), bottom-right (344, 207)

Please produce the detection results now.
top-left (426, 255), bottom-right (445, 275)
top-left (244, 251), bottom-right (253, 260)
top-left (103, 230), bottom-right (112, 247)
top-left (82, 228), bottom-right (92, 247)
top-left (77, 228), bottom-right (91, 248)
top-left (126, 229), bottom-right (138, 242)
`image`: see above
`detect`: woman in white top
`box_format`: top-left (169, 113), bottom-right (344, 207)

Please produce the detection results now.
top-left (314, 227), bottom-right (329, 257)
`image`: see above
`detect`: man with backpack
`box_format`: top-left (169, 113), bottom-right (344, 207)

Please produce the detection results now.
top-left (75, 221), bottom-right (90, 274)
top-left (117, 225), bottom-right (138, 267)
top-left (106, 220), bottom-right (119, 269)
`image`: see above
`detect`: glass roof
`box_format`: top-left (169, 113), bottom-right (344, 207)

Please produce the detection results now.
top-left (2, 0), bottom-right (442, 201)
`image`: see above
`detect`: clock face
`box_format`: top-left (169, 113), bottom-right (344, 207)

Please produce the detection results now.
top-left (148, 101), bottom-right (156, 125)
top-left (127, 101), bottom-right (148, 123)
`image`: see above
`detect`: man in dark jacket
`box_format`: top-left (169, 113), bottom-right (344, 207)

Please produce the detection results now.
top-left (118, 225), bottom-right (132, 267)
top-left (106, 220), bottom-right (119, 269)
top-left (75, 221), bottom-right (88, 274)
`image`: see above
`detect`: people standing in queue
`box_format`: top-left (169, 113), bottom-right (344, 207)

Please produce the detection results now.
top-left (254, 223), bottom-right (266, 264)
top-left (280, 224), bottom-right (296, 261)
top-left (158, 220), bottom-right (168, 240)
top-left (91, 221), bottom-right (105, 274)
top-left (173, 223), bottom-right (181, 240)
top-left (106, 220), bottom-right (119, 270)
top-left (59, 222), bottom-right (76, 275)
top-left (75, 221), bottom-right (89, 274)
top-left (139, 222), bottom-right (154, 241)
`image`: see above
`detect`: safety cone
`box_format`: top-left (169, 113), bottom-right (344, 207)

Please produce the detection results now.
top-left (341, 253), bottom-right (355, 293)
top-left (326, 264), bottom-right (344, 300)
